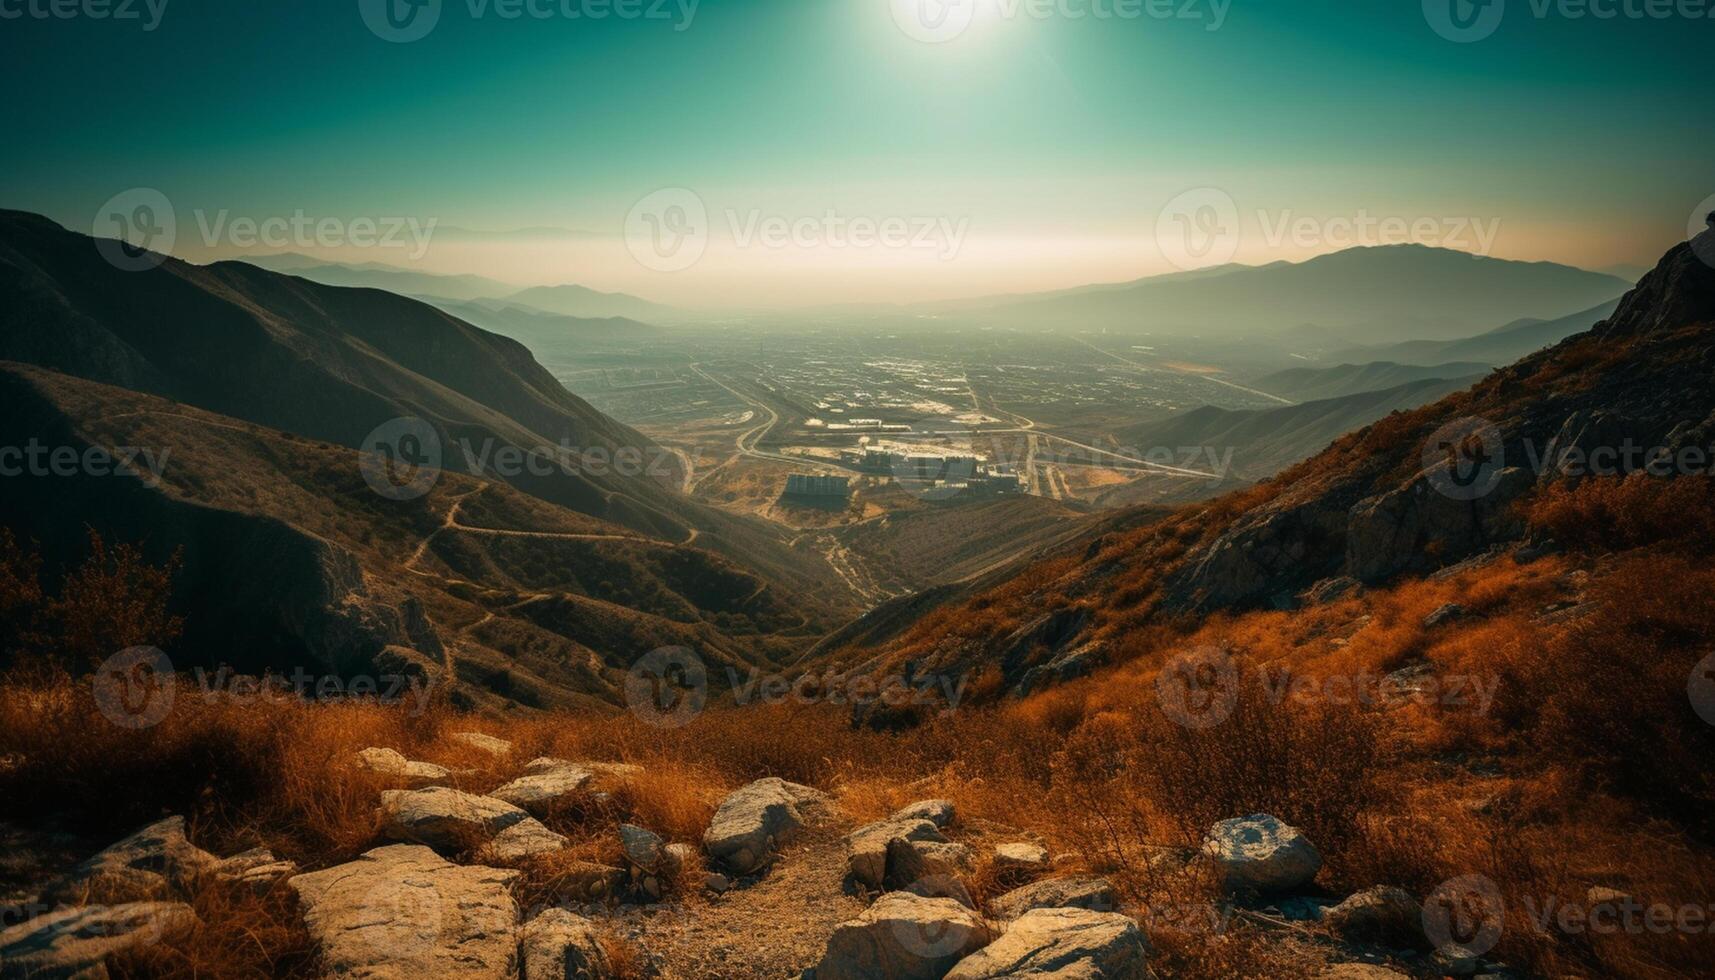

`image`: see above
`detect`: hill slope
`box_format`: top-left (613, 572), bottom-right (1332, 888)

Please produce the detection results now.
top-left (1249, 360), bottom-right (1490, 402)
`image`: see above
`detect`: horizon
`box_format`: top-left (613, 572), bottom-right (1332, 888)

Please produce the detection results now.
top-left (2, 0), bottom-right (1708, 309)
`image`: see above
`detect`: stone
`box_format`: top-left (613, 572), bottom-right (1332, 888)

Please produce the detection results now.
top-left (619, 823), bottom-right (669, 873)
top-left (846, 818), bottom-right (947, 892)
top-left (483, 818), bottom-right (568, 862)
top-left (356, 747), bottom-right (463, 786)
top-left (945, 907), bottom-right (1151, 980)
top-left (704, 872), bottom-right (731, 894)
top-left (1320, 966), bottom-right (1412, 979)
top-left (0, 902), bottom-right (196, 980)
top-left (814, 892), bottom-right (990, 980)
top-left (40, 816), bottom-right (218, 906)
top-left (886, 838), bottom-right (976, 907)
top-left (451, 732), bottom-right (514, 757)
top-left (290, 845), bottom-right (519, 979)
top-left (701, 777), bottom-right (824, 874)
top-left (379, 786), bottom-right (533, 852)
top-left (490, 761), bottom-right (595, 816)
top-left (990, 875), bottom-right (1119, 920)
top-left (213, 848), bottom-right (299, 895)
top-left (1201, 814), bottom-right (1322, 894)
top-left (544, 861), bottom-right (626, 903)
top-left (892, 799), bottom-right (955, 828)
top-left (520, 908), bottom-right (612, 980)
top-left (993, 842), bottom-right (1050, 874)
top-left (1323, 886), bottom-right (1425, 947)
top-left (1422, 603), bottom-right (1465, 628)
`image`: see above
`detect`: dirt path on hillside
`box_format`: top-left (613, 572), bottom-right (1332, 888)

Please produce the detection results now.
top-left (612, 817), bottom-right (863, 979)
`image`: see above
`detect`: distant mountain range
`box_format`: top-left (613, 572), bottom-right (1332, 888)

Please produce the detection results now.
top-left (1249, 360), bottom-right (1491, 402)
top-left (1338, 299), bottom-right (1621, 367)
top-left (942, 245), bottom-right (1630, 342)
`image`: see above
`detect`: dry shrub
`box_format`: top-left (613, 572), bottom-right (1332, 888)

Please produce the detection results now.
top-left (105, 877), bottom-right (316, 980)
top-left (1528, 473), bottom-right (1715, 554)
top-left (597, 930), bottom-right (646, 980)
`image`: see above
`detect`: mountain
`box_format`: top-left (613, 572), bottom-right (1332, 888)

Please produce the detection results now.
top-left (956, 245), bottom-right (1629, 342)
top-left (829, 230), bottom-right (1715, 694)
top-left (1248, 360), bottom-right (1491, 401)
top-left (1346, 299), bottom-right (1621, 366)
top-left (241, 254), bottom-right (520, 302)
top-left (501, 283), bottom-right (680, 323)
top-left (426, 298), bottom-right (664, 348)
top-left (1115, 374), bottom-right (1484, 482)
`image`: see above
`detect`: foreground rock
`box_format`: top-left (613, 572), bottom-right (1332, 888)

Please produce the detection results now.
top-left (815, 892), bottom-right (990, 980)
top-left (946, 907), bottom-right (1151, 979)
top-left (520, 909), bottom-right (612, 980)
top-left (379, 786), bottom-right (534, 851)
top-left (990, 875), bottom-right (1118, 920)
top-left (892, 799), bottom-right (955, 828)
top-left (490, 759), bottom-right (595, 816)
top-left (1202, 814), bottom-right (1322, 893)
top-left (702, 777), bottom-right (824, 874)
top-left (289, 844), bottom-right (519, 978)
top-left (0, 902), bottom-right (197, 979)
top-left (212, 846), bottom-right (300, 894)
top-left (1323, 886), bottom-right (1425, 947)
top-left (451, 732), bottom-right (514, 757)
top-left (40, 816), bottom-right (217, 905)
top-left (993, 842), bottom-right (1050, 875)
top-left (886, 837), bottom-right (976, 907)
top-left (483, 819), bottom-right (569, 862)
top-left (356, 747), bottom-right (465, 786)
top-left (846, 818), bottom-right (947, 892)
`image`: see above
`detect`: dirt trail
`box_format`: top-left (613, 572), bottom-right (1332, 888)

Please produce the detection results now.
top-left (614, 815), bottom-right (863, 979)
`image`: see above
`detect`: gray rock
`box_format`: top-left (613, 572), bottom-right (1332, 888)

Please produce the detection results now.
top-left (0, 902), bottom-right (197, 980)
top-left (1323, 886), bottom-right (1425, 947)
top-left (701, 777), bottom-right (824, 874)
top-left (40, 816), bottom-right (218, 906)
top-left (288, 844), bottom-right (520, 979)
top-left (1422, 603), bottom-right (1465, 628)
top-left (619, 824), bottom-right (668, 873)
top-left (356, 747), bottom-right (464, 787)
top-left (989, 875), bottom-right (1118, 920)
top-left (451, 732), bottom-right (514, 757)
top-left (815, 892), bottom-right (990, 980)
top-left (945, 907), bottom-right (1151, 980)
top-left (886, 838), bottom-right (977, 908)
top-left (484, 818), bottom-right (568, 862)
top-left (993, 842), bottom-right (1050, 874)
top-left (892, 799), bottom-right (955, 828)
top-left (704, 872), bottom-right (731, 894)
top-left (542, 861), bottom-right (626, 903)
top-left (1201, 814), bottom-right (1322, 894)
top-left (846, 818), bottom-right (946, 892)
top-left (212, 847), bottom-right (299, 895)
top-left (520, 908), bottom-right (612, 980)
top-left (379, 786), bottom-right (533, 852)
top-left (490, 761), bottom-right (595, 816)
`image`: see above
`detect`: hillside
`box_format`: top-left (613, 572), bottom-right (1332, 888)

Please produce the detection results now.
top-left (0, 210), bottom-right (853, 609)
top-left (241, 254), bottom-right (521, 303)
top-left (1248, 360), bottom-right (1490, 402)
top-left (961, 245), bottom-right (1628, 341)
top-left (428, 299), bottom-right (664, 348)
top-left (1348, 299), bottom-right (1622, 366)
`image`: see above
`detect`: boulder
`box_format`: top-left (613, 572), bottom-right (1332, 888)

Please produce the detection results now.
top-left (886, 838), bottom-right (976, 908)
top-left (701, 777), bottom-right (824, 874)
top-left (379, 787), bottom-right (533, 852)
top-left (990, 875), bottom-right (1118, 920)
top-left (815, 892), bottom-right (990, 980)
top-left (483, 818), bottom-right (568, 862)
top-left (892, 799), bottom-right (956, 828)
top-left (993, 842), bottom-right (1050, 874)
top-left (489, 761), bottom-right (595, 816)
top-left (288, 844), bottom-right (520, 979)
top-left (451, 732), bottom-right (514, 757)
top-left (945, 907), bottom-right (1151, 980)
top-left (1422, 603), bottom-right (1465, 628)
top-left (1201, 814), bottom-right (1322, 894)
top-left (520, 909), bottom-right (612, 980)
top-left (0, 902), bottom-right (197, 980)
top-left (846, 818), bottom-right (946, 892)
top-left (40, 816), bottom-right (218, 905)
top-left (356, 747), bottom-right (464, 786)
top-left (1323, 886), bottom-right (1426, 948)
top-left (619, 824), bottom-right (669, 873)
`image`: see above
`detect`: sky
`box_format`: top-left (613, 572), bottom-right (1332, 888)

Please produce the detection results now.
top-left (1, 0), bottom-right (1710, 309)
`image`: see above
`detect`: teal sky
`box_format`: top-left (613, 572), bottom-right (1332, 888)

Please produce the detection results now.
top-left (2, 0), bottom-right (1709, 306)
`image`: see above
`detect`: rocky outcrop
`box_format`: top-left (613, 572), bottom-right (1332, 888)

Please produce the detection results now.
top-left (288, 844), bottom-right (520, 979)
top-left (993, 842), bottom-right (1050, 875)
top-left (846, 818), bottom-right (947, 893)
top-left (520, 909), bottom-right (613, 980)
top-left (1345, 467), bottom-right (1534, 583)
top-left (451, 732), bottom-right (514, 757)
top-left (0, 902), bottom-right (197, 980)
top-left (356, 747), bottom-right (467, 786)
top-left (702, 777), bottom-right (824, 875)
top-left (1202, 814), bottom-right (1322, 894)
top-left (989, 875), bottom-right (1118, 920)
top-left (945, 907), bottom-right (1151, 980)
top-left (490, 759), bottom-right (595, 816)
top-left (39, 816), bottom-right (218, 906)
top-left (484, 819), bottom-right (568, 862)
top-left (379, 786), bottom-right (535, 852)
top-left (886, 837), bottom-right (976, 907)
top-left (815, 892), bottom-right (991, 980)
